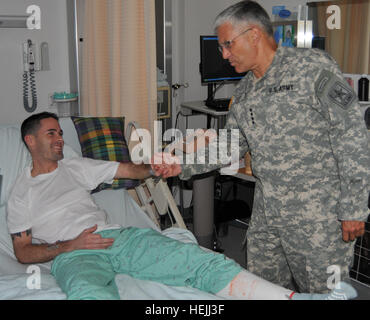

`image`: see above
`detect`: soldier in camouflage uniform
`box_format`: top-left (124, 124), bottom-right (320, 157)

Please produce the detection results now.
top-left (154, 1), bottom-right (370, 293)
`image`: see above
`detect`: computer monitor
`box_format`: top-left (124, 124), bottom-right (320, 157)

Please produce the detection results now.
top-left (199, 35), bottom-right (247, 103)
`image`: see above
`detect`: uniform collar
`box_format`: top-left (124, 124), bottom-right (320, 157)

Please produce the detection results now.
top-left (255, 46), bottom-right (285, 83)
top-left (233, 47), bottom-right (288, 98)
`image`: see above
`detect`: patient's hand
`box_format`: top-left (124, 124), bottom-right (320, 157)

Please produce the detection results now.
top-left (151, 152), bottom-right (182, 178)
top-left (70, 225), bottom-right (115, 251)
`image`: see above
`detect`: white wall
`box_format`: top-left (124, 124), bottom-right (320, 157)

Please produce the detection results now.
top-left (180, 0), bottom-right (241, 104)
top-left (171, 0), bottom-right (241, 132)
top-left (0, 0), bottom-right (71, 125)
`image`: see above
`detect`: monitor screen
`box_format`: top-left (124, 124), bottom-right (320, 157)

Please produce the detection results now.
top-left (199, 35), bottom-right (247, 84)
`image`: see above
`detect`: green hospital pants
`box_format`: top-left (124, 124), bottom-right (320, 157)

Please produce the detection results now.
top-left (51, 227), bottom-right (242, 299)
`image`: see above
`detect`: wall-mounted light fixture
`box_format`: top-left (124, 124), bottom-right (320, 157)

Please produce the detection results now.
top-left (0, 15), bottom-right (28, 28)
top-left (0, 5), bottom-right (41, 29)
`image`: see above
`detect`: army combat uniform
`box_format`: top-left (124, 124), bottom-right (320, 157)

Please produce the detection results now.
top-left (180, 47), bottom-right (370, 293)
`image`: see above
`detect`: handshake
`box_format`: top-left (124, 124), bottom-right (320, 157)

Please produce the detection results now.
top-left (141, 128), bottom-right (219, 180)
top-left (150, 152), bottom-right (182, 179)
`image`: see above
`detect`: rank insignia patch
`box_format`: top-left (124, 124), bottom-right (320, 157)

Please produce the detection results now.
top-left (328, 81), bottom-right (355, 109)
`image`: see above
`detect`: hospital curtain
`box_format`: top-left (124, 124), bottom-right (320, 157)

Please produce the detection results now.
top-left (316, 0), bottom-right (370, 74)
top-left (80, 0), bottom-right (157, 133)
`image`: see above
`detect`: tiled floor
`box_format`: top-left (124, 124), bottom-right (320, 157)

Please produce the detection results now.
top-left (351, 279), bottom-right (370, 300)
top-left (217, 223), bottom-right (370, 300)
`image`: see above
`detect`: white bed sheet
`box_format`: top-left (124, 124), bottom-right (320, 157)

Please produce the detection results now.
top-left (0, 226), bottom-right (221, 300)
top-left (0, 272), bottom-right (222, 300)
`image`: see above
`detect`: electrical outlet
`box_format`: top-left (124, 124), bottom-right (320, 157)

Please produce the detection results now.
top-left (157, 90), bottom-right (164, 104)
top-left (48, 93), bottom-right (55, 107)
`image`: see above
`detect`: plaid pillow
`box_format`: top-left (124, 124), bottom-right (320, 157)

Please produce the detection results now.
top-left (71, 116), bottom-right (139, 191)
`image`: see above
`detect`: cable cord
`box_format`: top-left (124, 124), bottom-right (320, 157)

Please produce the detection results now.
top-left (23, 70), bottom-right (37, 113)
top-left (207, 81), bottom-right (226, 103)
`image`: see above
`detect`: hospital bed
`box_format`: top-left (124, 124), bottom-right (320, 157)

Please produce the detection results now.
top-left (0, 117), bottom-right (222, 300)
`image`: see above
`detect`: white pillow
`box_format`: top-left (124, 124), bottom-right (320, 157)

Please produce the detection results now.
top-left (0, 127), bottom-right (31, 206)
top-left (63, 144), bottom-right (80, 159)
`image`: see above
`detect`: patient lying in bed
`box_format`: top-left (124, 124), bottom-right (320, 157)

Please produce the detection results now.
top-left (6, 112), bottom-right (357, 300)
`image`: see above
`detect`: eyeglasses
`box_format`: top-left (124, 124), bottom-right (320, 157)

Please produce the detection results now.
top-left (218, 28), bottom-right (252, 53)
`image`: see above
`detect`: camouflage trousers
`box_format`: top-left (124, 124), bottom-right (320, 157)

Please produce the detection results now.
top-left (246, 213), bottom-right (355, 293)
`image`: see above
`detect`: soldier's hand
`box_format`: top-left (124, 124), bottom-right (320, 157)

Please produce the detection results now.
top-left (341, 221), bottom-right (365, 242)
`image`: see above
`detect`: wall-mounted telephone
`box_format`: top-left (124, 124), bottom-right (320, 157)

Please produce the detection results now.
top-left (23, 39), bottom-right (37, 112)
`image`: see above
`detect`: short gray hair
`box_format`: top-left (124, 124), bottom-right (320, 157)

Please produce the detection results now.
top-left (214, 1), bottom-right (273, 36)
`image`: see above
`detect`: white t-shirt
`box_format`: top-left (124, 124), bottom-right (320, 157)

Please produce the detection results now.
top-left (7, 157), bottom-right (121, 244)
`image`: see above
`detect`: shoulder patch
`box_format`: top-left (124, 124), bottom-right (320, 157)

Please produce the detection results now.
top-left (316, 70), bottom-right (331, 94)
top-left (315, 70), bottom-right (355, 110)
top-left (328, 81), bottom-right (355, 109)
